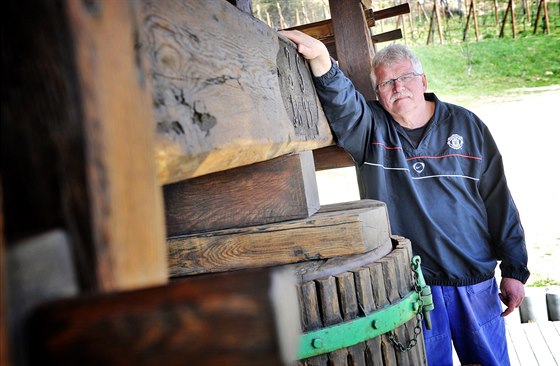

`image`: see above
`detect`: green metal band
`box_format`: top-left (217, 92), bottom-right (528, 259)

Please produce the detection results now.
top-left (297, 290), bottom-right (421, 360)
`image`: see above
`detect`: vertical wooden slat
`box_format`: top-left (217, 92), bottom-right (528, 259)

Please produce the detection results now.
top-left (379, 256), bottom-right (411, 365)
top-left (337, 272), bottom-right (366, 365)
top-left (329, 0), bottom-right (376, 101)
top-left (317, 277), bottom-right (348, 365)
top-left (65, 0), bottom-right (167, 290)
top-left (366, 262), bottom-right (398, 365)
top-left (298, 282), bottom-right (329, 366)
top-left (353, 267), bottom-right (384, 366)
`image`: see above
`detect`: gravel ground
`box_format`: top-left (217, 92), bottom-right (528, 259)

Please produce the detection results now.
top-left (316, 86), bottom-right (560, 286)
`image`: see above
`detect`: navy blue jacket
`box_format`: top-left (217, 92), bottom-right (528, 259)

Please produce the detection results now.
top-left (314, 63), bottom-right (529, 286)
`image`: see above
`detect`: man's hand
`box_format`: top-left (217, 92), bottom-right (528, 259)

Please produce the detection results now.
top-left (278, 30), bottom-right (332, 77)
top-left (499, 277), bottom-right (525, 317)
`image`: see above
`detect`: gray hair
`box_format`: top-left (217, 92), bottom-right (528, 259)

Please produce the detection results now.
top-left (372, 45), bottom-right (423, 84)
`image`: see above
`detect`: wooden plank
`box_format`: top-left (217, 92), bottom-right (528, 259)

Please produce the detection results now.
top-left (1, 1), bottom-right (167, 291)
top-left (316, 277), bottom-right (347, 365)
top-left (353, 267), bottom-right (384, 366)
top-left (298, 282), bottom-right (329, 365)
top-left (168, 200), bottom-right (392, 276)
top-left (523, 322), bottom-right (557, 365)
top-left (379, 255), bottom-right (411, 365)
top-left (505, 325), bottom-right (522, 366)
top-left (140, 0), bottom-right (333, 184)
top-left (336, 272), bottom-right (367, 365)
top-left (507, 324), bottom-right (539, 366)
top-left (164, 151), bottom-right (320, 236)
top-left (284, 4), bottom-right (411, 40)
top-left (27, 268), bottom-right (298, 366)
top-left (538, 321), bottom-right (560, 364)
top-left (330, 0), bottom-right (377, 101)
top-left (313, 145), bottom-right (355, 171)
top-left (325, 29), bottom-right (404, 60)
top-left (366, 262), bottom-right (398, 365)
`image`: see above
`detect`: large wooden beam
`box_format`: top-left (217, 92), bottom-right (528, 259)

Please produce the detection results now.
top-left (140, 0), bottom-right (333, 185)
top-left (1, 1), bottom-right (167, 291)
top-left (284, 4), bottom-right (411, 40)
top-left (168, 200), bottom-right (392, 276)
top-left (330, 0), bottom-right (377, 101)
top-left (164, 151), bottom-right (319, 237)
top-left (27, 268), bottom-right (299, 366)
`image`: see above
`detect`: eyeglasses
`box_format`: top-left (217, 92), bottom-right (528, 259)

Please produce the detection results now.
top-left (376, 72), bottom-right (423, 91)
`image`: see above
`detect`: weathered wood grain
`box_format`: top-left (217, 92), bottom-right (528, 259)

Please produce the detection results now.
top-left (298, 282), bottom-right (329, 366)
top-left (317, 277), bottom-right (348, 364)
top-left (366, 262), bottom-right (398, 365)
top-left (337, 272), bottom-right (367, 365)
top-left (140, 0), bottom-right (333, 184)
top-left (164, 151), bottom-right (319, 236)
top-left (353, 267), bottom-right (384, 366)
top-left (168, 200), bottom-right (391, 276)
top-left (1, 1), bottom-right (167, 291)
top-left (27, 268), bottom-right (298, 366)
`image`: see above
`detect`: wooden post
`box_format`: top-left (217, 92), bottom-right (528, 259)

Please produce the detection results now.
top-left (463, 0), bottom-right (480, 41)
top-left (329, 0), bottom-right (377, 101)
top-left (427, 0), bottom-right (444, 44)
top-left (494, 0), bottom-right (500, 27)
top-left (533, 0), bottom-right (551, 34)
top-left (500, 0), bottom-right (517, 38)
top-left (1, 0), bottom-right (168, 291)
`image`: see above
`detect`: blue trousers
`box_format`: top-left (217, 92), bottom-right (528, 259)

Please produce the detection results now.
top-left (422, 278), bottom-right (510, 366)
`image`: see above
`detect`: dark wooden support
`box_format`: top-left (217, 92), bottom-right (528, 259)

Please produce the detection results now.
top-left (27, 268), bottom-right (299, 366)
top-left (533, 0), bottom-right (551, 34)
top-left (284, 4), bottom-right (411, 40)
top-left (313, 146), bottom-right (355, 171)
top-left (164, 151), bottom-right (320, 236)
top-left (427, 0), bottom-right (444, 44)
top-left (1, 1), bottom-right (167, 291)
top-left (141, 0), bottom-right (333, 184)
top-left (500, 0), bottom-right (517, 38)
top-left (463, 0), bottom-right (480, 41)
top-left (329, 0), bottom-right (377, 101)
top-left (168, 200), bottom-right (392, 276)
top-left (324, 29), bottom-right (404, 59)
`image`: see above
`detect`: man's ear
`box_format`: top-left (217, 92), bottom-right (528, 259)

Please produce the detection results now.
top-left (421, 73), bottom-right (428, 92)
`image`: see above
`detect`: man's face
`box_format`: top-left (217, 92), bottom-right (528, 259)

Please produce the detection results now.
top-left (374, 59), bottom-right (427, 119)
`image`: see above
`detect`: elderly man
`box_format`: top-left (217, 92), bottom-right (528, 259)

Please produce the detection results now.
top-left (280, 30), bottom-right (529, 366)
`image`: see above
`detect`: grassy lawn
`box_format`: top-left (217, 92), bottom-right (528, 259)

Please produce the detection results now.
top-left (378, 2), bottom-right (560, 103)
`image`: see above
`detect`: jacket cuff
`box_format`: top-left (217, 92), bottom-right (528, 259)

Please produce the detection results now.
top-left (313, 58), bottom-right (338, 87)
top-left (501, 266), bottom-right (531, 284)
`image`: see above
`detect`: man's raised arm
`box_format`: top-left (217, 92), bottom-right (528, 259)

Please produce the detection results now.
top-left (278, 30), bottom-right (332, 77)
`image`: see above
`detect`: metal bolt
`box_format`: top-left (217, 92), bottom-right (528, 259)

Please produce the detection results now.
top-left (312, 338), bottom-right (323, 349)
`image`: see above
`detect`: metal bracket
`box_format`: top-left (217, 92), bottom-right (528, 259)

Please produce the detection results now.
top-left (297, 255), bottom-right (433, 360)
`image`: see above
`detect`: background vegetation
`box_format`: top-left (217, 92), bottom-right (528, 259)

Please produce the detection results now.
top-left (254, 0), bottom-right (559, 103)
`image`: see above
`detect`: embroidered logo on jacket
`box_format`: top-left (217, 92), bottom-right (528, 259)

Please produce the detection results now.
top-left (413, 162), bottom-right (425, 173)
top-left (447, 134), bottom-right (464, 150)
